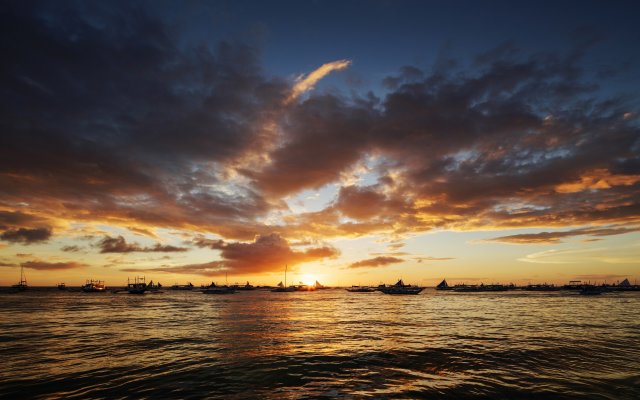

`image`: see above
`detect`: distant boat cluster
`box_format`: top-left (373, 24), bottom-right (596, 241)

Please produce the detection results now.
top-left (347, 279), bottom-right (423, 295)
top-left (8, 263), bottom-right (639, 297)
top-left (435, 278), bottom-right (640, 295)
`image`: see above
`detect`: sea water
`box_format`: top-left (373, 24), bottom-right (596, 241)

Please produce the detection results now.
top-left (0, 289), bottom-right (638, 399)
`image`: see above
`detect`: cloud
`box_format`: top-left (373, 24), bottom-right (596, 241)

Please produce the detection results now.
top-left (480, 225), bottom-right (640, 244)
top-left (122, 261), bottom-right (224, 277)
top-left (21, 260), bottom-right (87, 270)
top-left (127, 226), bottom-right (158, 238)
top-left (0, 2), bottom-right (638, 248)
top-left (414, 256), bottom-right (455, 263)
top-left (286, 59), bottom-right (352, 103)
top-left (0, 210), bottom-right (43, 227)
top-left (518, 247), bottom-right (603, 264)
top-left (123, 233), bottom-right (339, 276)
top-left (97, 235), bottom-right (189, 253)
top-left (61, 245), bottom-right (82, 252)
top-left (0, 227), bottom-right (52, 244)
top-left (193, 233), bottom-right (339, 273)
top-left (348, 256), bottom-right (404, 269)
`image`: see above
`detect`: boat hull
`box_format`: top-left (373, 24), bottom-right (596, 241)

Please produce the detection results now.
top-left (379, 287), bottom-right (424, 295)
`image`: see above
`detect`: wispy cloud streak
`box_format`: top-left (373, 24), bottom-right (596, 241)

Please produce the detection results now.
top-left (286, 59), bottom-right (352, 103)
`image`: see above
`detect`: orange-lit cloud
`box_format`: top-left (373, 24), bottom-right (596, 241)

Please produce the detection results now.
top-left (348, 256), bottom-right (404, 268)
top-left (286, 59), bottom-right (352, 103)
top-left (555, 169), bottom-right (640, 193)
top-left (21, 260), bottom-right (87, 270)
top-left (192, 233), bottom-right (339, 274)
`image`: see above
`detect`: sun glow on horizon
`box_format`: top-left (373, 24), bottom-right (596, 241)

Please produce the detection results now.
top-left (301, 273), bottom-right (317, 287)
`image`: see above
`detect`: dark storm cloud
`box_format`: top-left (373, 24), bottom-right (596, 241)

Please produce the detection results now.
top-left (250, 95), bottom-right (376, 197)
top-left (0, 1), bottom-right (286, 239)
top-left (97, 235), bottom-right (189, 253)
top-left (0, 227), bottom-right (52, 244)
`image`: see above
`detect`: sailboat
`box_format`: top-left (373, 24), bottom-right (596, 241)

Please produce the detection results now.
top-left (314, 280), bottom-right (329, 290)
top-left (271, 265), bottom-right (295, 292)
top-left (436, 279), bottom-right (452, 290)
top-left (202, 273), bottom-right (236, 294)
top-left (12, 264), bottom-right (28, 291)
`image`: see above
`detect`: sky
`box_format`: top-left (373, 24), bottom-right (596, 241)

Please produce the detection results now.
top-left (1, 0), bottom-right (639, 287)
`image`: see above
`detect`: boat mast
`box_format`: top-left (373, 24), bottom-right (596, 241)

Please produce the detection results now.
top-left (285, 264), bottom-right (287, 288)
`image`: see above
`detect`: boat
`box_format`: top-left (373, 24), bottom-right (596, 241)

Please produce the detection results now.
top-left (346, 285), bottom-right (376, 293)
top-left (12, 264), bottom-right (28, 291)
top-left (234, 281), bottom-right (256, 290)
top-left (202, 282), bottom-right (236, 294)
top-left (82, 279), bottom-right (106, 293)
top-left (562, 280), bottom-right (584, 290)
top-left (379, 279), bottom-right (424, 295)
top-left (292, 283), bottom-right (316, 291)
top-left (524, 283), bottom-right (560, 291)
top-left (127, 277), bottom-right (147, 294)
top-left (271, 281), bottom-right (295, 292)
top-left (57, 283), bottom-right (67, 290)
top-left (146, 280), bottom-right (162, 293)
top-left (271, 265), bottom-right (295, 292)
top-left (610, 278), bottom-right (640, 291)
top-left (579, 285), bottom-right (605, 295)
top-left (314, 280), bottom-right (329, 290)
top-left (436, 279), bottom-right (452, 290)
top-left (169, 282), bottom-right (194, 290)
top-left (452, 283), bottom-right (513, 292)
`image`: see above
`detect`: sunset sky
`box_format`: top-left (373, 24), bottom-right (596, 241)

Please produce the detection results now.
top-left (1, 0), bottom-right (639, 287)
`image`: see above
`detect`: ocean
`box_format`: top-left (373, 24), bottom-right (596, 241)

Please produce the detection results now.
top-left (1, 289), bottom-right (638, 399)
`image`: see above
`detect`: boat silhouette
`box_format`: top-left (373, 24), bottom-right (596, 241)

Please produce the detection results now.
top-left (379, 279), bottom-right (424, 295)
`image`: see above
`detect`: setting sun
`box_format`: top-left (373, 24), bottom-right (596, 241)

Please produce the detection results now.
top-left (301, 274), bottom-right (317, 287)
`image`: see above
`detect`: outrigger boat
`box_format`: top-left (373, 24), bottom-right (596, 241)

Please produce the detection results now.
top-left (346, 285), bottom-right (376, 293)
top-left (169, 282), bottom-right (194, 290)
top-left (57, 283), bottom-right (67, 290)
top-left (234, 281), bottom-right (256, 290)
top-left (579, 285), bottom-right (605, 295)
top-left (127, 276), bottom-right (147, 294)
top-left (379, 279), bottom-right (424, 295)
top-left (82, 279), bottom-right (106, 292)
top-left (202, 282), bottom-right (236, 294)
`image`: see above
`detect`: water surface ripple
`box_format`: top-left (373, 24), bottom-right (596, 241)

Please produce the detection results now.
top-left (1, 289), bottom-right (638, 399)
